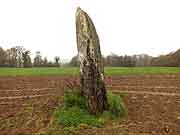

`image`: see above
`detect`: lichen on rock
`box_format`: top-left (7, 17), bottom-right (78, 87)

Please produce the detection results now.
top-left (76, 7), bottom-right (107, 115)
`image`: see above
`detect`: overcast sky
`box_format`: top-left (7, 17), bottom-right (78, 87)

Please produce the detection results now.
top-left (0, 0), bottom-right (180, 62)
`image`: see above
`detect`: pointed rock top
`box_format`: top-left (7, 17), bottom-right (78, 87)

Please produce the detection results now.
top-left (76, 7), bottom-right (82, 12)
top-left (76, 7), bottom-right (99, 41)
top-left (76, 7), bottom-right (86, 17)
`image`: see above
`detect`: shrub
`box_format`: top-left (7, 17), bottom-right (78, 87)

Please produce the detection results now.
top-left (107, 92), bottom-right (127, 118)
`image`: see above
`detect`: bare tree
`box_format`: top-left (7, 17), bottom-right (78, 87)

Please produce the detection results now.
top-left (33, 51), bottom-right (43, 67)
top-left (69, 55), bottom-right (78, 67)
top-left (0, 47), bottom-right (6, 66)
top-left (54, 56), bottom-right (60, 67)
top-left (5, 47), bottom-right (18, 67)
top-left (15, 46), bottom-right (25, 68)
top-left (43, 57), bottom-right (48, 66)
top-left (22, 50), bottom-right (32, 67)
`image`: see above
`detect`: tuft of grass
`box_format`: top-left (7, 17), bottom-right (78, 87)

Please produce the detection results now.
top-left (64, 90), bottom-right (87, 110)
top-left (55, 106), bottom-right (102, 127)
top-left (107, 92), bottom-right (127, 118)
top-left (54, 90), bottom-right (127, 134)
top-left (55, 90), bottom-right (102, 129)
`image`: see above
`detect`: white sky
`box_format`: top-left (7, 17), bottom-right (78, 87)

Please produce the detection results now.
top-left (0, 0), bottom-right (180, 62)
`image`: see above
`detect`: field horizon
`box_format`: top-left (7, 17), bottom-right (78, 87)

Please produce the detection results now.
top-left (0, 67), bottom-right (180, 76)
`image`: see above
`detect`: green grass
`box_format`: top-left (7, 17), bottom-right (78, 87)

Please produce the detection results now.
top-left (105, 67), bottom-right (180, 75)
top-left (56, 106), bottom-right (103, 127)
top-left (53, 90), bottom-right (127, 134)
top-left (0, 67), bottom-right (180, 76)
top-left (0, 67), bottom-right (78, 76)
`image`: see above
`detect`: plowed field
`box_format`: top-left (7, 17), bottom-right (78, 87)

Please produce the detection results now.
top-left (0, 74), bottom-right (180, 135)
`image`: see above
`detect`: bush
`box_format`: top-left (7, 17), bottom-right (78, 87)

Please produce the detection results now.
top-left (107, 92), bottom-right (127, 118)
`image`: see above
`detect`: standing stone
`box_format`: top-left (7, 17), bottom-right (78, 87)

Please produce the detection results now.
top-left (76, 7), bottom-right (107, 114)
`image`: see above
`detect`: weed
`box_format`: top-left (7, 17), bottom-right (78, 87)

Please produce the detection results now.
top-left (64, 90), bottom-right (87, 109)
top-left (107, 92), bottom-right (127, 118)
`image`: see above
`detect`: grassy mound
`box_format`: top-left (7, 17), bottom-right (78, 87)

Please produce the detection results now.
top-left (53, 90), bottom-right (127, 134)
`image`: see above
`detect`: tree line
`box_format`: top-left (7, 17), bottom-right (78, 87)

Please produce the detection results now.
top-left (0, 46), bottom-right (180, 67)
top-left (69, 49), bottom-right (180, 67)
top-left (0, 46), bottom-right (60, 67)
top-left (151, 49), bottom-right (180, 67)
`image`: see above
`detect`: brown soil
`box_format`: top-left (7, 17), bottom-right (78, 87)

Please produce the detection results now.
top-left (0, 74), bottom-right (180, 135)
